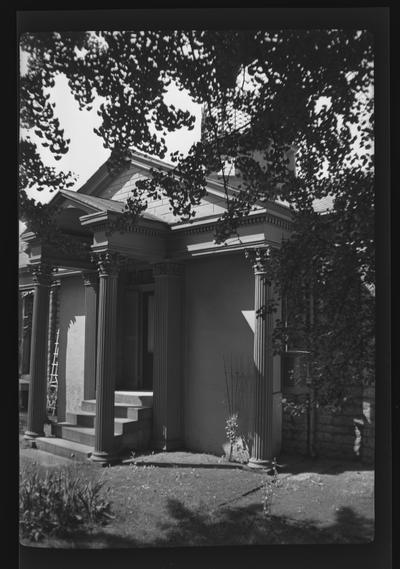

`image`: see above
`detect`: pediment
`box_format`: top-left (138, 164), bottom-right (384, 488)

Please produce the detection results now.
top-left (78, 154), bottom-right (231, 224)
top-left (67, 150), bottom-right (289, 225)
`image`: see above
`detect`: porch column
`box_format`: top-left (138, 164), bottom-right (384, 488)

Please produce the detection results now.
top-left (152, 262), bottom-right (183, 450)
top-left (19, 291), bottom-right (34, 376)
top-left (82, 271), bottom-right (98, 401)
top-left (246, 247), bottom-right (279, 468)
top-left (46, 279), bottom-right (61, 383)
top-left (24, 263), bottom-right (53, 440)
top-left (90, 252), bottom-right (120, 463)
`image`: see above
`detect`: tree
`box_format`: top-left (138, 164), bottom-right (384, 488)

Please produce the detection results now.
top-left (19, 29), bottom-right (375, 406)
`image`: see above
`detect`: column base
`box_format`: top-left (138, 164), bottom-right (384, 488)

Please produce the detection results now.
top-left (90, 450), bottom-right (120, 465)
top-left (247, 457), bottom-right (273, 470)
top-left (24, 430), bottom-right (44, 441)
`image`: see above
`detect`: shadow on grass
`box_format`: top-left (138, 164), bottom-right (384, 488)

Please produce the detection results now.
top-left (59, 500), bottom-right (374, 548)
top-left (277, 453), bottom-right (375, 474)
top-left (153, 500), bottom-right (374, 546)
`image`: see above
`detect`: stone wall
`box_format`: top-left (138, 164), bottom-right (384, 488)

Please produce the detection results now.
top-left (281, 384), bottom-right (375, 464)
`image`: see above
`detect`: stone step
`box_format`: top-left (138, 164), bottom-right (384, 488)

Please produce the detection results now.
top-left (34, 436), bottom-right (93, 461)
top-left (114, 391), bottom-right (153, 406)
top-left (66, 411), bottom-right (96, 427)
top-left (53, 424), bottom-right (122, 447)
top-left (80, 401), bottom-right (152, 420)
top-left (124, 406), bottom-right (152, 421)
top-left (54, 418), bottom-right (152, 445)
top-left (114, 417), bottom-right (152, 435)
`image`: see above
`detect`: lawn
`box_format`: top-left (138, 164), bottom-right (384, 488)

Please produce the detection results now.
top-left (19, 449), bottom-right (374, 548)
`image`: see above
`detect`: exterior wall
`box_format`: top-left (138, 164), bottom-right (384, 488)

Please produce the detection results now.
top-left (57, 276), bottom-right (86, 419)
top-left (183, 253), bottom-right (255, 455)
top-left (282, 383), bottom-right (375, 464)
top-left (145, 196), bottom-right (226, 224)
top-left (100, 169), bottom-right (147, 202)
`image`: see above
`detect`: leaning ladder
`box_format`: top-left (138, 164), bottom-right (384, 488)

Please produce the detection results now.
top-left (47, 329), bottom-right (59, 417)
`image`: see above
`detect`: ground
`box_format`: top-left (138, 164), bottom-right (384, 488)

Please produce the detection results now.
top-left (19, 444), bottom-right (374, 547)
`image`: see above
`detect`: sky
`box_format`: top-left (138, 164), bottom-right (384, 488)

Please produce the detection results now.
top-left (19, 64), bottom-right (202, 235)
top-left (21, 73), bottom-right (203, 205)
top-left (19, 44), bottom-right (373, 235)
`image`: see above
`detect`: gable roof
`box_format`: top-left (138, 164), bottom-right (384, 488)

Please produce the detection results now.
top-left (75, 149), bottom-right (292, 220)
top-left (50, 189), bottom-right (163, 222)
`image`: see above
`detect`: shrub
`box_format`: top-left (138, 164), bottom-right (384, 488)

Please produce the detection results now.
top-left (19, 463), bottom-right (113, 542)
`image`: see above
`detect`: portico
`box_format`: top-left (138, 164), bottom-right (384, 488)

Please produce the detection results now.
top-left (20, 178), bottom-right (292, 463)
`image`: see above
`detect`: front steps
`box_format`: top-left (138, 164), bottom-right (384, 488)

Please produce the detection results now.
top-left (35, 391), bottom-right (153, 462)
top-left (34, 437), bottom-right (93, 461)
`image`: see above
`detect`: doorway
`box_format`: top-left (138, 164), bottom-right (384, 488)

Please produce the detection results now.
top-left (116, 286), bottom-right (154, 391)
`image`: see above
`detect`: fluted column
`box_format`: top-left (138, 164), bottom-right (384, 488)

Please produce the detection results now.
top-left (82, 271), bottom-right (98, 401)
top-left (24, 263), bottom-right (53, 440)
top-left (246, 247), bottom-right (277, 468)
top-left (20, 291), bottom-right (34, 376)
top-left (90, 252), bottom-right (120, 463)
top-left (152, 262), bottom-right (183, 450)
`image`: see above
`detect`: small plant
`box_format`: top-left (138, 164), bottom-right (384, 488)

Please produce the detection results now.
top-left (225, 413), bottom-right (239, 461)
top-left (19, 464), bottom-right (113, 542)
top-left (223, 355), bottom-right (254, 463)
top-left (261, 458), bottom-right (282, 518)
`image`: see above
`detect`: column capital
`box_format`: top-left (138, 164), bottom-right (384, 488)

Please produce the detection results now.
top-left (30, 262), bottom-right (54, 286)
top-left (91, 251), bottom-right (122, 277)
top-left (153, 261), bottom-right (184, 278)
top-left (245, 246), bottom-right (271, 275)
top-left (82, 271), bottom-right (99, 288)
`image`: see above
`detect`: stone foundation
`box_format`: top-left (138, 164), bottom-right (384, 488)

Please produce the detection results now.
top-left (282, 385), bottom-right (375, 464)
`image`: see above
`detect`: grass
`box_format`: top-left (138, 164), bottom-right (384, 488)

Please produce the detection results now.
top-left (19, 455), bottom-right (374, 548)
top-left (19, 413), bottom-right (374, 547)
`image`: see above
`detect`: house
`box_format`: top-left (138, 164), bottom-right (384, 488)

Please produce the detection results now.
top-left (19, 148), bottom-right (295, 466)
top-left (19, 150), bottom-right (374, 465)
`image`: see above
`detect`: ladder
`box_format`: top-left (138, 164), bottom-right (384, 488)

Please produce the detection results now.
top-left (47, 329), bottom-right (59, 417)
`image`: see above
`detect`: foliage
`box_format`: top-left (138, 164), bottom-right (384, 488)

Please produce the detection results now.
top-left (19, 30), bottom-right (373, 226)
top-left (224, 413), bottom-right (240, 462)
top-left (19, 29), bottom-right (375, 406)
top-left (19, 464), bottom-right (113, 542)
top-left (267, 172), bottom-right (375, 408)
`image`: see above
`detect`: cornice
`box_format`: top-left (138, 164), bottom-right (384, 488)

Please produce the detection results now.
top-left (80, 210), bottom-right (168, 238)
top-left (170, 238), bottom-right (281, 260)
top-left (173, 210), bottom-right (292, 237)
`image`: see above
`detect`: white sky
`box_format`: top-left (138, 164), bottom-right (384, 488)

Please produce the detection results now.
top-left (19, 46), bottom-right (373, 235)
top-left (21, 73), bottom-right (202, 205)
top-left (19, 70), bottom-right (202, 235)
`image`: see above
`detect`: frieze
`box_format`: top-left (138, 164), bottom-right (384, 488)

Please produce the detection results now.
top-left (128, 225), bottom-right (166, 238)
top-left (176, 212), bottom-right (292, 237)
top-left (99, 222), bottom-right (166, 238)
